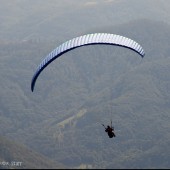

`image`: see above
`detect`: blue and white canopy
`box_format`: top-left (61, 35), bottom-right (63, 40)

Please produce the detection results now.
top-left (31, 33), bottom-right (145, 91)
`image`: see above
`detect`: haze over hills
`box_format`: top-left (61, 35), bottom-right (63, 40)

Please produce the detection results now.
top-left (0, 0), bottom-right (170, 169)
top-left (1, 0), bottom-right (170, 41)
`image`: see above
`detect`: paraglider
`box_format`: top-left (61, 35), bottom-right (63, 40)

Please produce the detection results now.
top-left (102, 120), bottom-right (116, 138)
top-left (31, 33), bottom-right (145, 92)
top-left (31, 33), bottom-right (145, 139)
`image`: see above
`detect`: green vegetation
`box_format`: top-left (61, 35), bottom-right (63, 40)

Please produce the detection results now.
top-left (0, 19), bottom-right (170, 169)
top-left (0, 0), bottom-right (170, 168)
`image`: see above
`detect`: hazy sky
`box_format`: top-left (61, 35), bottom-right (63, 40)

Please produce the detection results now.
top-left (0, 0), bottom-right (170, 41)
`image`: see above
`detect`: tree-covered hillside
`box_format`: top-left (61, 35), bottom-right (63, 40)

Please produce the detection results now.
top-left (0, 19), bottom-right (170, 169)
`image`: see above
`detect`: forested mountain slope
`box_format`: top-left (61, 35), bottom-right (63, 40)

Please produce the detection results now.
top-left (0, 17), bottom-right (170, 168)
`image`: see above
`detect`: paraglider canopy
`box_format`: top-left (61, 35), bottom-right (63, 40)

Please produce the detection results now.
top-left (31, 33), bottom-right (145, 92)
